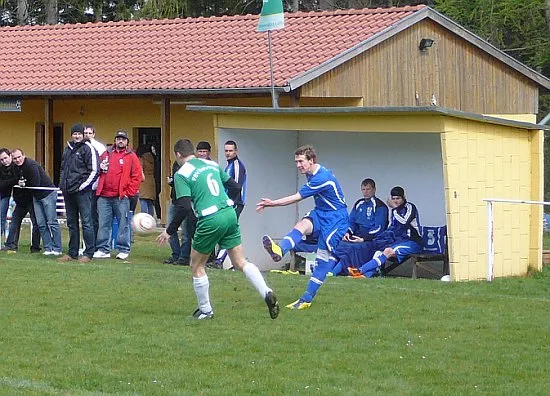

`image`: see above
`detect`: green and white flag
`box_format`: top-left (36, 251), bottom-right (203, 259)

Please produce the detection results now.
top-left (257, 0), bottom-right (284, 32)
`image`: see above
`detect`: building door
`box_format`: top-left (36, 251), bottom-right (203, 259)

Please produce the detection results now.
top-left (52, 125), bottom-right (63, 185)
top-left (35, 123), bottom-right (64, 185)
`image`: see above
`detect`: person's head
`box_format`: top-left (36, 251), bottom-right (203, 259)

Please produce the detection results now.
top-left (83, 124), bottom-right (96, 140)
top-left (173, 139), bottom-right (195, 166)
top-left (0, 148), bottom-right (12, 167)
top-left (11, 149), bottom-right (25, 167)
top-left (361, 178), bottom-right (376, 199)
top-left (196, 141), bottom-right (211, 160)
top-left (224, 140), bottom-right (238, 161)
top-left (136, 145), bottom-right (150, 157)
top-left (70, 123), bottom-right (85, 144)
top-left (114, 130), bottom-right (129, 150)
top-left (390, 186), bottom-right (406, 207)
top-left (294, 145), bottom-right (317, 174)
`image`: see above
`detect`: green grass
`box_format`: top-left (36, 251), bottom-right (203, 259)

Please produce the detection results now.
top-left (1, 233), bottom-right (550, 395)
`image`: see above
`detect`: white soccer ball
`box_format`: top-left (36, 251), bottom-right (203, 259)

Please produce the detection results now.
top-left (131, 212), bottom-right (156, 234)
top-left (440, 275), bottom-right (451, 282)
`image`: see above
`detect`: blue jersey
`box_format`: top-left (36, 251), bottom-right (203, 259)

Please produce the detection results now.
top-left (298, 165), bottom-right (347, 212)
top-left (349, 196), bottom-right (388, 240)
top-left (389, 201), bottom-right (422, 245)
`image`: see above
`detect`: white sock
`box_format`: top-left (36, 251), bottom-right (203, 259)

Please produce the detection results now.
top-left (193, 275), bottom-right (212, 313)
top-left (243, 262), bottom-right (271, 298)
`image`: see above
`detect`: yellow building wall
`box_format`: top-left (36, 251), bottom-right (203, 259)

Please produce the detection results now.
top-left (442, 118), bottom-right (542, 281)
top-left (0, 100), bottom-right (44, 156)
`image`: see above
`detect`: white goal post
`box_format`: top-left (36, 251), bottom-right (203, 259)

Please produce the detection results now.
top-left (484, 198), bottom-right (550, 282)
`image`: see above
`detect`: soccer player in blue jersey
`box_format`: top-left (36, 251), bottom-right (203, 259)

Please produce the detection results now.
top-left (257, 145), bottom-right (348, 310)
top-left (348, 186), bottom-right (422, 278)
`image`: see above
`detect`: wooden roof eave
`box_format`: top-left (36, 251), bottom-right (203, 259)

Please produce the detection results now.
top-left (0, 86), bottom-right (291, 98)
top-left (287, 7), bottom-right (550, 92)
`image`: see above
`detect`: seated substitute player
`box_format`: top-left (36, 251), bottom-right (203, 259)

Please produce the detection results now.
top-left (330, 178), bottom-right (388, 276)
top-left (257, 145), bottom-right (348, 310)
top-left (156, 139), bottom-right (279, 320)
top-left (348, 186), bottom-right (422, 278)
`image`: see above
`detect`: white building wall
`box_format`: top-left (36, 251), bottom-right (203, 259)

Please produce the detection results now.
top-left (218, 128), bottom-right (446, 270)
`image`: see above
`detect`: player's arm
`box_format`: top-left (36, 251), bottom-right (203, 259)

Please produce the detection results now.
top-left (256, 192), bottom-right (302, 212)
top-left (165, 196), bottom-right (192, 236)
top-left (223, 177), bottom-right (240, 200)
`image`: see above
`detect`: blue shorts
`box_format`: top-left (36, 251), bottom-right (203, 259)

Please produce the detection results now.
top-left (304, 209), bottom-right (348, 254)
top-left (391, 240), bottom-right (422, 262)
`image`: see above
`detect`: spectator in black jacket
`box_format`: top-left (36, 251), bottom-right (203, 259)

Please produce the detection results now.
top-left (3, 157), bottom-right (41, 253)
top-left (0, 148), bottom-right (18, 240)
top-left (12, 148), bottom-right (62, 256)
top-left (58, 123), bottom-right (99, 263)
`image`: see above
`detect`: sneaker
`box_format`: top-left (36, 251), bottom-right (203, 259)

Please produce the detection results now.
top-left (93, 251), bottom-right (111, 259)
top-left (57, 254), bottom-right (75, 262)
top-left (264, 291), bottom-right (280, 319)
top-left (206, 261), bottom-right (222, 269)
top-left (78, 256), bottom-right (92, 263)
top-left (347, 267), bottom-right (365, 278)
top-left (262, 235), bottom-right (283, 262)
top-left (191, 308), bottom-right (214, 320)
top-left (175, 258), bottom-right (190, 266)
top-left (43, 250), bottom-right (54, 256)
top-left (50, 251), bottom-right (62, 256)
top-left (163, 257), bottom-right (178, 264)
top-left (285, 299), bottom-right (312, 310)
top-left (116, 252), bottom-right (129, 260)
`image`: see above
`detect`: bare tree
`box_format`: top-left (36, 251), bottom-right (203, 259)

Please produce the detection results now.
top-left (45, 0), bottom-right (58, 24)
top-left (16, 0), bottom-right (28, 25)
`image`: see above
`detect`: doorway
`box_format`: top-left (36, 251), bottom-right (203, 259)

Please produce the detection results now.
top-left (35, 123), bottom-right (64, 185)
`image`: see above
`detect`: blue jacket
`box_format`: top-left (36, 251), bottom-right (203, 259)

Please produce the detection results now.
top-left (348, 196), bottom-right (388, 240)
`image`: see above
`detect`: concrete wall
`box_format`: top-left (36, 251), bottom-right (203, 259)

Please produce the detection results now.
top-left (218, 128), bottom-right (446, 270)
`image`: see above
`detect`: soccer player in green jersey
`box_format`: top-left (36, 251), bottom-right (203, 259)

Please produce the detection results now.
top-left (157, 139), bottom-right (279, 320)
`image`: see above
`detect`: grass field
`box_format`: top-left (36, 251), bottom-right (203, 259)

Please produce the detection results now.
top-left (1, 232), bottom-right (550, 395)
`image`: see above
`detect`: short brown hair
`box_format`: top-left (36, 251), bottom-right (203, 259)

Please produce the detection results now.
top-left (173, 139), bottom-right (195, 157)
top-left (294, 145), bottom-right (316, 162)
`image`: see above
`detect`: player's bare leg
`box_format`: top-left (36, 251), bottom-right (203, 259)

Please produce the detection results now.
top-left (229, 244), bottom-right (280, 319)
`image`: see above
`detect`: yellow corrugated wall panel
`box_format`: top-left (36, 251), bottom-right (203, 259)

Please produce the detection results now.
top-left (442, 117), bottom-right (540, 281)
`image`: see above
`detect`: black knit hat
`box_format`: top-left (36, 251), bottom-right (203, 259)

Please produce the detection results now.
top-left (196, 141), bottom-right (211, 151)
top-left (390, 186), bottom-right (405, 198)
top-left (71, 123), bottom-right (84, 134)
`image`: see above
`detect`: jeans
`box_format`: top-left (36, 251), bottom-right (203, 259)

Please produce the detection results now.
top-left (91, 191), bottom-right (99, 245)
top-left (167, 204), bottom-right (195, 260)
top-left (33, 191), bottom-right (62, 253)
top-left (0, 195), bottom-right (9, 239)
top-left (5, 201), bottom-right (41, 251)
top-left (139, 198), bottom-right (155, 217)
top-left (64, 189), bottom-right (95, 258)
top-left (96, 196), bottom-right (130, 254)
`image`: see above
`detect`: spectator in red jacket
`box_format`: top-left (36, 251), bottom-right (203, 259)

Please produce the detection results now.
top-left (93, 130), bottom-right (142, 260)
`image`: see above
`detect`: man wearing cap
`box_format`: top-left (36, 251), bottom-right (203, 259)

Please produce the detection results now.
top-left (93, 130), bottom-right (142, 260)
top-left (13, 148), bottom-right (62, 256)
top-left (57, 123), bottom-right (99, 263)
top-left (196, 141), bottom-right (211, 160)
top-left (348, 186), bottom-right (422, 278)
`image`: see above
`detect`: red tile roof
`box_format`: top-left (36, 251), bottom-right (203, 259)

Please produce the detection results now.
top-left (0, 6), bottom-right (425, 94)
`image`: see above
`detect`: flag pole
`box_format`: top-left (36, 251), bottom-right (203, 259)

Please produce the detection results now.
top-left (268, 30), bottom-right (278, 108)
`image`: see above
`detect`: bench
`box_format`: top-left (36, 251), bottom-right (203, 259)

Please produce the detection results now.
top-left (382, 225), bottom-right (449, 279)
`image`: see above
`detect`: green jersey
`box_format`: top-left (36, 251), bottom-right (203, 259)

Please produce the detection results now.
top-left (174, 158), bottom-right (233, 219)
